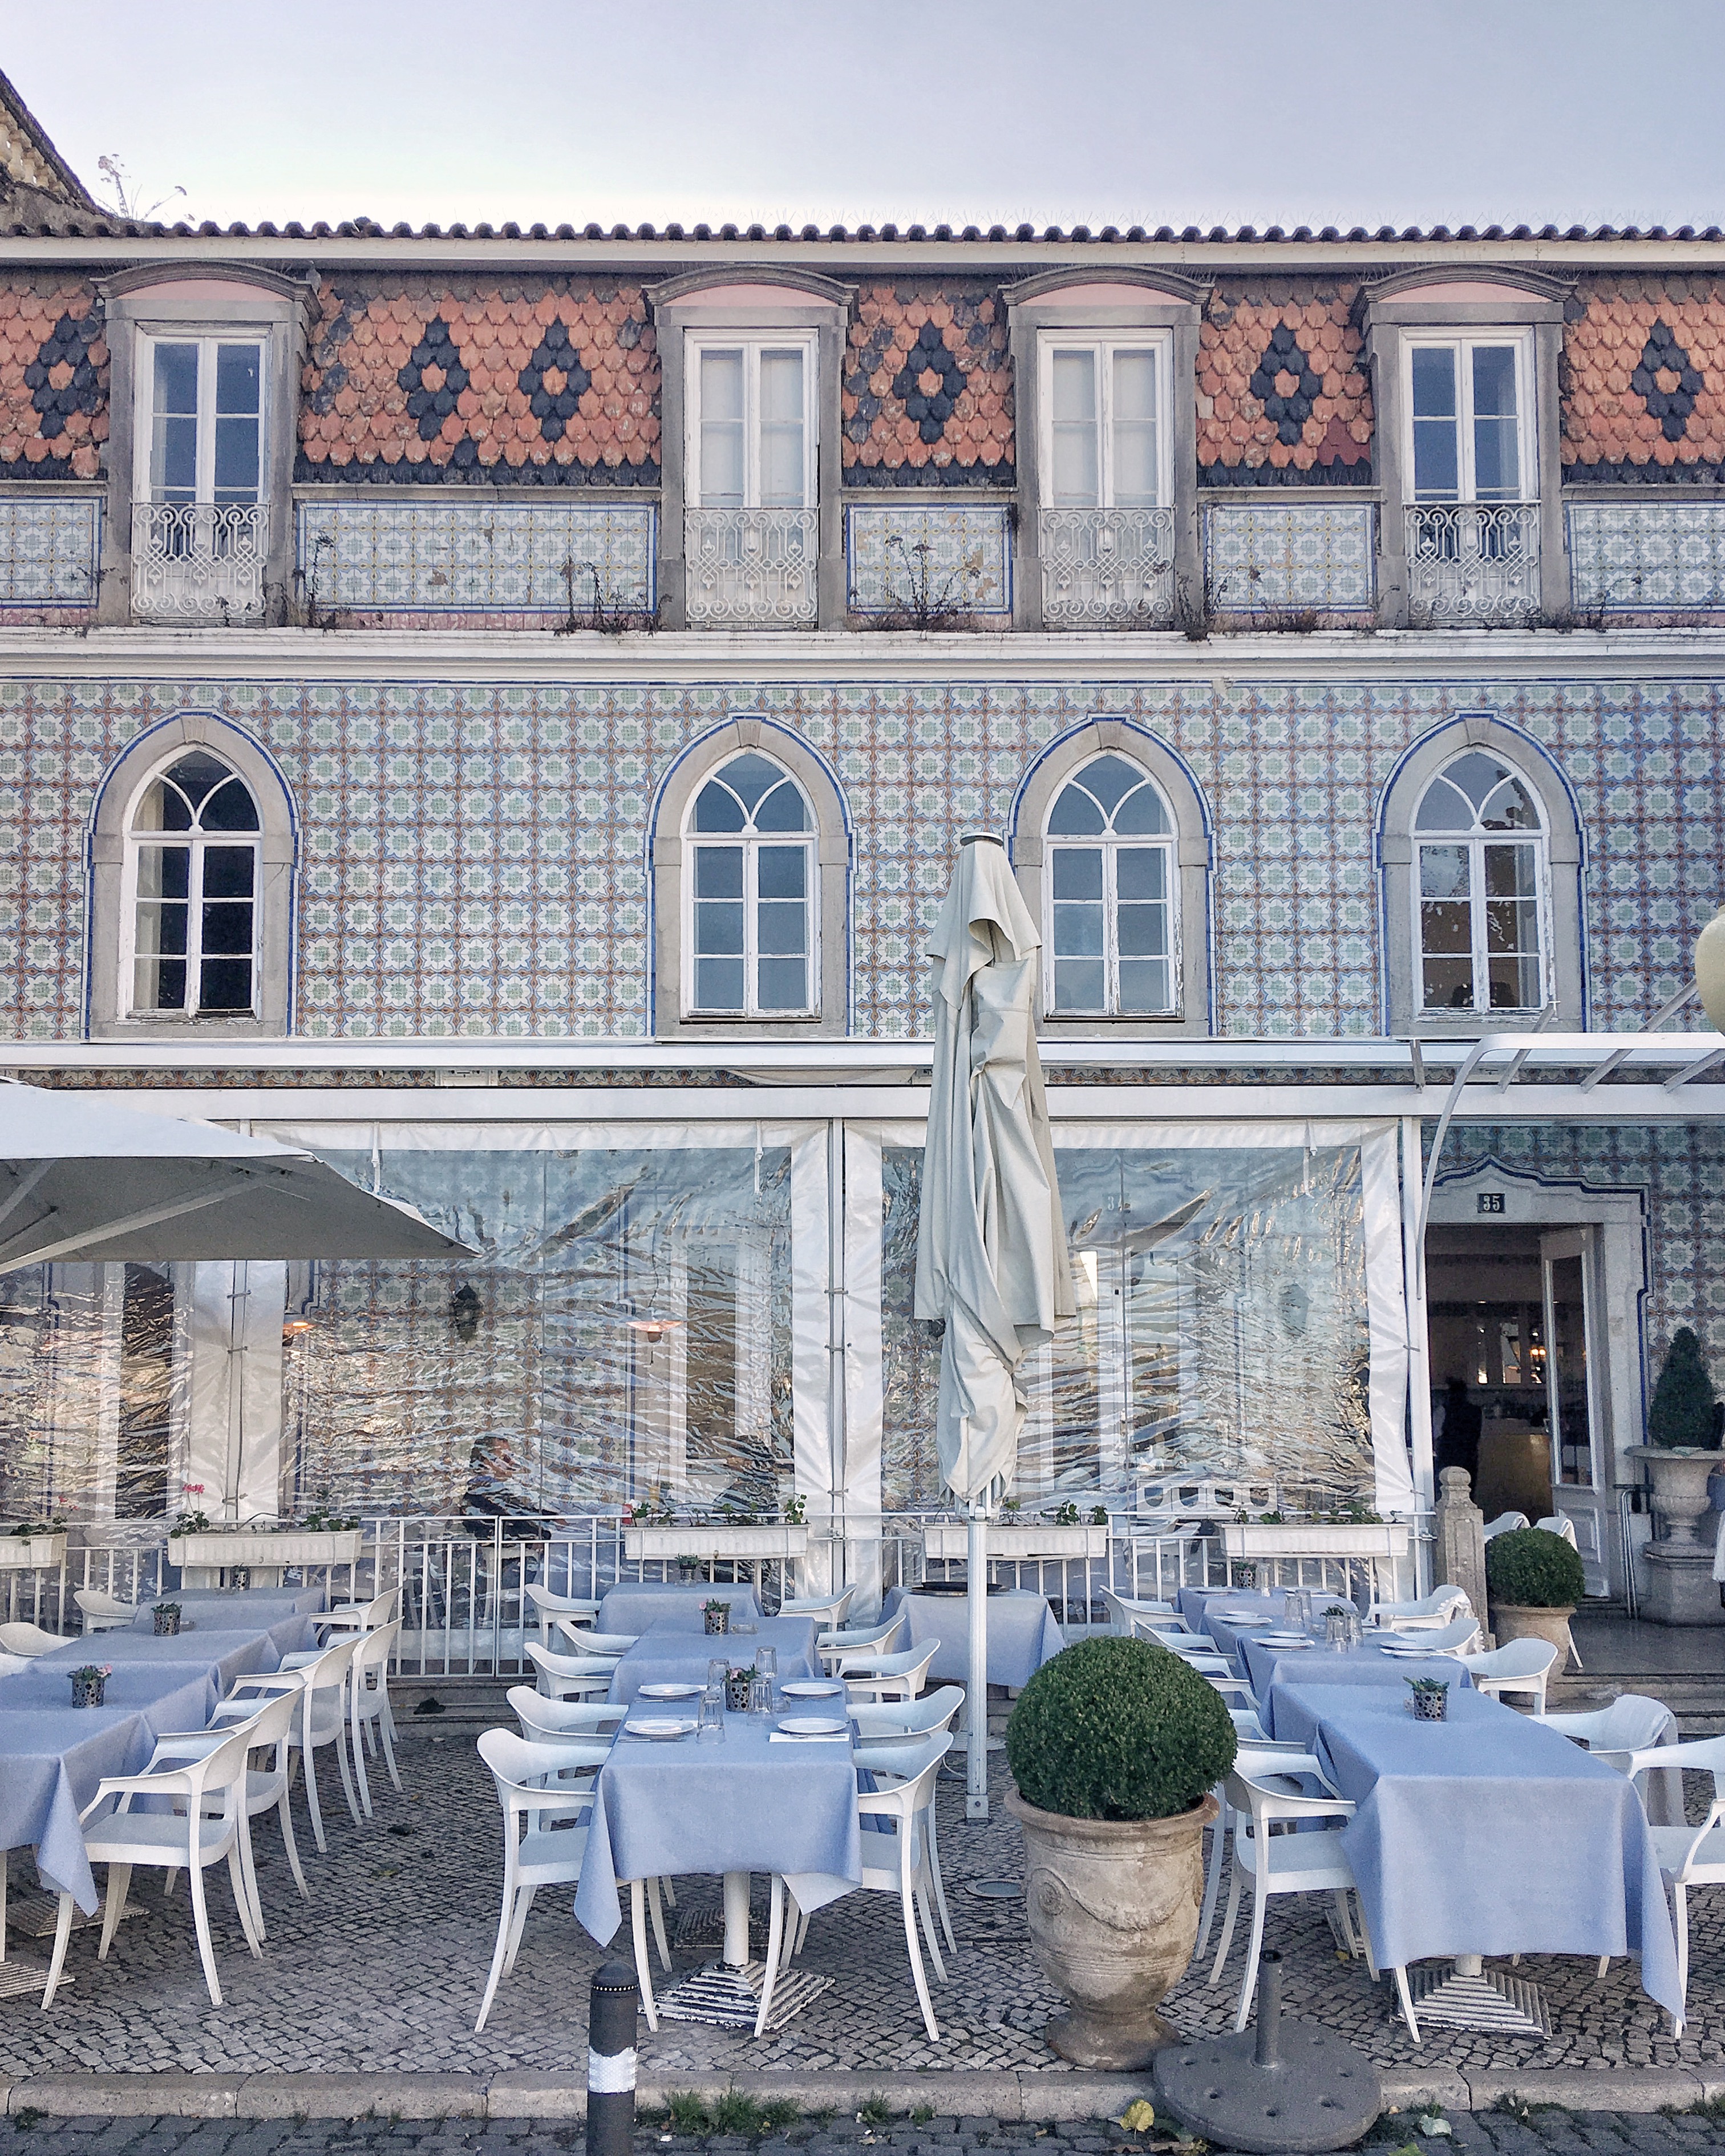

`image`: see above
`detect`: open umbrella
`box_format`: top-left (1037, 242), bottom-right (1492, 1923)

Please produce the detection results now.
top-left (0, 1080), bottom-right (467, 1269)
top-left (915, 834), bottom-right (1072, 1819)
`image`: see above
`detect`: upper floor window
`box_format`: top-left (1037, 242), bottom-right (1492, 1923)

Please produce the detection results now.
top-left (1044, 753), bottom-right (1176, 1016)
top-left (144, 338), bottom-right (265, 506)
top-left (687, 336), bottom-right (816, 508)
top-left (1407, 335), bottom-right (1531, 502)
top-left (1415, 750), bottom-right (1547, 1015)
top-left (124, 749), bottom-right (260, 1018)
top-left (685, 752), bottom-right (817, 1017)
top-left (1039, 335), bottom-right (1169, 507)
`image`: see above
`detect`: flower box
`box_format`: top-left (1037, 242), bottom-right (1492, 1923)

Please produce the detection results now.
top-left (0, 1531), bottom-right (67, 1570)
top-left (920, 1522), bottom-right (1109, 1560)
top-left (172, 1530), bottom-right (365, 1570)
top-left (623, 1525), bottom-right (808, 1562)
top-left (1218, 1522), bottom-right (1410, 1560)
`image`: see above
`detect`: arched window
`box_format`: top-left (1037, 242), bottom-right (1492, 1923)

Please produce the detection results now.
top-left (1413, 749), bottom-right (1548, 1015)
top-left (123, 749), bottom-right (261, 1016)
top-left (683, 751), bottom-right (818, 1016)
top-left (1043, 753), bottom-right (1177, 1016)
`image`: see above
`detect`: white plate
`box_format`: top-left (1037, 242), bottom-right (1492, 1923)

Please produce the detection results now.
top-left (781, 1680), bottom-right (844, 1698)
top-left (637, 1682), bottom-right (702, 1700)
top-left (1378, 1643), bottom-right (1441, 1656)
top-left (1214, 1605), bottom-right (1260, 1619)
top-left (778, 1715), bottom-right (849, 1736)
top-left (1257, 1632), bottom-right (1311, 1647)
top-left (623, 1717), bottom-right (696, 1739)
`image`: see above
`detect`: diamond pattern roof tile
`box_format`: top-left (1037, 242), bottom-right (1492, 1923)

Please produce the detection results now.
top-left (1198, 285), bottom-right (1371, 485)
top-left (1564, 279), bottom-right (1725, 479)
top-left (844, 280), bottom-right (1013, 486)
top-left (0, 279), bottom-right (104, 477)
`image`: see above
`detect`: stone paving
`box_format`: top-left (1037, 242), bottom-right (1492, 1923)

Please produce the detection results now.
top-left (3, 1733), bottom-right (1725, 2081)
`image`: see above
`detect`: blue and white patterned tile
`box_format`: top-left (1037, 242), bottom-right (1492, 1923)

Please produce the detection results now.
top-left (296, 501), bottom-right (657, 615)
top-left (0, 495), bottom-right (99, 607)
top-left (1204, 504), bottom-right (1375, 613)
top-left (845, 505), bottom-right (1011, 616)
top-left (1568, 501), bottom-right (1725, 611)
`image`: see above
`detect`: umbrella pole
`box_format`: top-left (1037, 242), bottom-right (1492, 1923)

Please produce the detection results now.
top-left (967, 1482), bottom-right (989, 1821)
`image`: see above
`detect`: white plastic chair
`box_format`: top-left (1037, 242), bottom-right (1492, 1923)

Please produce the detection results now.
top-left (349, 1618), bottom-right (404, 1815)
top-left (0, 1621), bottom-right (63, 1656)
top-left (817, 1610), bottom-right (907, 1671)
top-left (1100, 1588), bottom-right (1188, 1635)
top-left (473, 1729), bottom-right (595, 2032)
top-left (837, 1640), bottom-right (938, 1703)
top-left (1208, 1759), bottom-right (1369, 2031)
top-left (1456, 1636), bottom-right (1558, 1713)
top-left (41, 1724), bottom-right (261, 2009)
top-left (1624, 1732), bottom-right (1725, 2035)
top-left (524, 1639), bottom-right (620, 1700)
top-left (1148, 1631), bottom-right (1234, 1672)
top-left (852, 1687), bottom-right (965, 1952)
top-left (158, 1684), bottom-right (309, 1935)
top-left (551, 1625), bottom-right (638, 1656)
top-left (1533, 1514), bottom-right (1580, 1547)
top-left (505, 1683), bottom-right (626, 1749)
top-left (524, 1582), bottom-right (602, 1646)
top-left (1196, 1742), bottom-right (1335, 1967)
top-left (1387, 1612), bottom-right (1480, 1656)
top-left (225, 1631), bottom-right (365, 1853)
top-left (318, 1586), bottom-right (399, 1637)
top-left (74, 1588), bottom-right (136, 1635)
top-left (778, 1588), bottom-right (856, 1626)
top-left (1546, 1691), bottom-right (1675, 1772)
top-left (1367, 1584), bottom-right (1472, 1630)
top-left (1482, 1511), bottom-right (1531, 1541)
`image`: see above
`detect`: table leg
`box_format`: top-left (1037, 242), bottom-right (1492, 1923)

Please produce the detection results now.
top-left (722, 1869), bottom-right (751, 1967)
top-left (1453, 1953), bottom-right (1484, 1978)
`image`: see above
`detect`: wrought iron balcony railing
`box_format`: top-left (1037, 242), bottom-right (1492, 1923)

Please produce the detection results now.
top-left (685, 507), bottom-right (818, 627)
top-left (131, 502), bottom-right (270, 625)
top-left (1040, 506), bottom-right (1176, 628)
top-left (1404, 501), bottom-right (1541, 625)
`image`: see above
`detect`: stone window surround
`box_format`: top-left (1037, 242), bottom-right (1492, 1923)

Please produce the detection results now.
top-left (1375, 710), bottom-right (1586, 1039)
top-left (1005, 268), bottom-right (1206, 631)
top-left (85, 708), bottom-right (299, 1040)
top-left (649, 713), bottom-right (852, 1040)
top-left (96, 261), bottom-right (317, 627)
top-left (1009, 716), bottom-right (1214, 1038)
top-left (651, 268), bottom-right (850, 630)
top-left (1362, 268), bottom-right (1572, 623)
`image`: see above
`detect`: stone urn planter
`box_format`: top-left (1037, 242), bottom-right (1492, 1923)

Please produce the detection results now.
top-left (1490, 1600), bottom-right (1576, 1669)
top-left (1628, 1446), bottom-right (1725, 1626)
top-left (1006, 1787), bottom-right (1217, 2067)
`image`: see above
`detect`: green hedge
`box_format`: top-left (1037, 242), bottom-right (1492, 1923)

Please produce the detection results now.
top-left (1485, 1525), bottom-right (1585, 1609)
top-left (1005, 1634), bottom-right (1237, 1822)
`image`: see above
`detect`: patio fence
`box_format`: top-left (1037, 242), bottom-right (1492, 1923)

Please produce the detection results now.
top-left (5, 1507), bottom-right (1430, 1677)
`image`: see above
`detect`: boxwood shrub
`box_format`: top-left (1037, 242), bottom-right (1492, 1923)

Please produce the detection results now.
top-left (1485, 1525), bottom-right (1585, 1609)
top-left (1005, 1634), bottom-right (1237, 1822)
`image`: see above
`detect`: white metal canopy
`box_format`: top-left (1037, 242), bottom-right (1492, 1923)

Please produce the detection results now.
top-left (0, 1080), bottom-right (469, 1270)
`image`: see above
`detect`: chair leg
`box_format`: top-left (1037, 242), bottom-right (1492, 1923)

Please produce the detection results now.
top-left (333, 1724), bottom-right (363, 1826)
top-left (186, 1857), bottom-right (223, 2008)
top-left (924, 1802), bottom-right (956, 1955)
top-left (277, 1789), bottom-right (310, 1900)
top-left (1233, 1867), bottom-right (1270, 2033)
top-left (1674, 1881), bottom-right (1690, 2014)
top-left (1195, 1795), bottom-right (1226, 1963)
top-left (755, 1877), bottom-right (784, 2037)
top-left (226, 1843), bottom-right (264, 1959)
top-left (378, 1700), bottom-right (403, 1794)
top-left (630, 1881), bottom-right (659, 2032)
top-left (898, 1857), bottom-right (941, 2043)
top-left (502, 1883), bottom-right (537, 1979)
top-left (236, 1808), bottom-right (266, 1943)
top-left (914, 1875), bottom-right (947, 1983)
top-left (1209, 1849), bottom-right (1245, 1985)
top-left (40, 1892), bottom-right (75, 2010)
top-left (301, 1741), bottom-right (328, 1855)
top-left (1597, 1956), bottom-right (1610, 1980)
top-left (350, 1707), bottom-right (374, 1820)
top-left (476, 1877), bottom-right (517, 2034)
top-left (660, 1876), bottom-right (678, 1909)
top-left (1394, 1966), bottom-right (1421, 2042)
top-left (98, 1862), bottom-right (132, 1960)
top-left (647, 1877), bottom-right (671, 1971)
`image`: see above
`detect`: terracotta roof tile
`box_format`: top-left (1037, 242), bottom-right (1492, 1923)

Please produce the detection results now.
top-left (1564, 279), bottom-right (1725, 477)
top-left (1198, 282), bottom-right (1371, 485)
top-left (0, 278), bottom-right (106, 480)
top-left (843, 279), bottom-right (1014, 486)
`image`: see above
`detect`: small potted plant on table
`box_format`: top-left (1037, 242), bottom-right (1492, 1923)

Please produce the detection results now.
top-left (703, 1596), bottom-right (730, 1636)
top-left (1004, 1635), bottom-right (1236, 2068)
top-left (68, 1662), bottom-right (112, 1707)
top-left (152, 1601), bottom-right (182, 1636)
top-left (1406, 1675), bottom-right (1451, 1721)
top-left (723, 1662), bottom-right (756, 1712)
top-left (1485, 1525), bottom-right (1585, 1671)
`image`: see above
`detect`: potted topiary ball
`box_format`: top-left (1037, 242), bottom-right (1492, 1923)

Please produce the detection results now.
top-left (1485, 1525), bottom-right (1585, 1671)
top-left (1004, 1635), bottom-right (1236, 2068)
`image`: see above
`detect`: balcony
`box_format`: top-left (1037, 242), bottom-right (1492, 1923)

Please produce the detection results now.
top-left (1404, 502), bottom-right (1540, 625)
top-left (131, 502), bottom-right (270, 625)
top-left (1040, 506), bottom-right (1176, 629)
top-left (684, 507), bottom-right (817, 628)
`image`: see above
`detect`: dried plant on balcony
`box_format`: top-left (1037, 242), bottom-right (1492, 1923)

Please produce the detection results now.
top-left (855, 537), bottom-right (990, 632)
top-left (556, 557), bottom-right (659, 636)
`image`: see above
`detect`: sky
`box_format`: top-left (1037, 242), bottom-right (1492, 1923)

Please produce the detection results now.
top-left (3, 1), bottom-right (1724, 236)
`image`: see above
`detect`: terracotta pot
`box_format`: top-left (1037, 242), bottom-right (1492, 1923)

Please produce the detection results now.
top-left (1491, 1600), bottom-right (1576, 1671)
top-left (1006, 1785), bottom-right (1217, 2069)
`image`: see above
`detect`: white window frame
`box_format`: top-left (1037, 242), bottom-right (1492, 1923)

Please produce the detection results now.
top-left (133, 334), bottom-right (269, 507)
top-left (1402, 330), bottom-right (1535, 504)
top-left (681, 759), bottom-right (821, 1020)
top-left (683, 331), bottom-right (820, 509)
top-left (1035, 330), bottom-right (1172, 509)
top-left (1042, 761), bottom-right (1180, 1019)
top-left (118, 753), bottom-right (262, 1021)
top-left (1412, 759), bottom-right (1551, 1020)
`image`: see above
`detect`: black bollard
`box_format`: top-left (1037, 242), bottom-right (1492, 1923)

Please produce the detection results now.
top-left (1252, 1952), bottom-right (1282, 2070)
top-left (586, 1960), bottom-right (639, 2156)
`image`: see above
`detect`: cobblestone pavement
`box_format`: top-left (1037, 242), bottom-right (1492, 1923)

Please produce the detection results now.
top-left (2, 1733), bottom-right (1724, 2080)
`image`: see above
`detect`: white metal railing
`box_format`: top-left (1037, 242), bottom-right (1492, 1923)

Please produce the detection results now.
top-left (131, 502), bottom-right (270, 624)
top-left (1404, 501), bottom-right (1540, 624)
top-left (685, 507), bottom-right (817, 627)
top-left (1040, 506), bottom-right (1176, 627)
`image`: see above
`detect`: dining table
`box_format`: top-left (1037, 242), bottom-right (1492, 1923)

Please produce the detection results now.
top-left (595, 1581), bottom-right (763, 1635)
top-left (605, 1614), bottom-right (820, 1705)
top-left (128, 1585), bottom-right (327, 1635)
top-left (1242, 1628), bottom-right (1472, 1720)
top-left (1267, 1678), bottom-right (1684, 2020)
top-left (882, 1586), bottom-right (1066, 1688)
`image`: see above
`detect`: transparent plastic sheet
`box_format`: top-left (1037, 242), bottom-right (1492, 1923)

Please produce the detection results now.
top-left (876, 1130), bottom-right (1399, 1513)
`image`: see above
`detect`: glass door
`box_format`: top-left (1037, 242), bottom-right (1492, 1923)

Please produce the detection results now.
top-left (1540, 1227), bottom-right (1607, 1594)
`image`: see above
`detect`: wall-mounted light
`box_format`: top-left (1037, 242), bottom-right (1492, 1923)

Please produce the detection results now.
top-left (451, 1283), bottom-right (482, 1344)
top-left (282, 1316), bottom-right (315, 1338)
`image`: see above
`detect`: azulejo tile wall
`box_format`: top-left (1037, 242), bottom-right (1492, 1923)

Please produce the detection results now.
top-left (0, 493), bottom-right (99, 611)
top-left (844, 506), bottom-right (1011, 617)
top-left (1568, 500), bottom-right (1725, 612)
top-left (0, 671), bottom-right (1722, 1043)
top-left (1204, 504), bottom-right (1376, 614)
top-left (296, 502), bottom-right (657, 617)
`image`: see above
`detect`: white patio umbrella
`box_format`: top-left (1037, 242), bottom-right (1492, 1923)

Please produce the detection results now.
top-left (0, 1080), bottom-right (468, 1270)
top-left (914, 834), bottom-right (1072, 1820)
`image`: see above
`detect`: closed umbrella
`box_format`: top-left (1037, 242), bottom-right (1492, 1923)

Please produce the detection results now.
top-left (915, 834), bottom-right (1072, 1819)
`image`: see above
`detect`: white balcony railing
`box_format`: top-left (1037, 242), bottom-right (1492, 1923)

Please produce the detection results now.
top-left (131, 502), bottom-right (270, 625)
top-left (1040, 506), bottom-right (1176, 627)
top-left (685, 506), bottom-right (817, 627)
top-left (1404, 501), bottom-right (1541, 625)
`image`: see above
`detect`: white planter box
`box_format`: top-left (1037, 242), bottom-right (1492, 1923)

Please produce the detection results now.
top-left (172, 1530), bottom-right (365, 1570)
top-left (1220, 1522), bottom-right (1410, 1560)
top-left (921, 1522), bottom-right (1109, 1560)
top-left (623, 1525), bottom-right (808, 1562)
top-left (0, 1532), bottom-right (67, 1570)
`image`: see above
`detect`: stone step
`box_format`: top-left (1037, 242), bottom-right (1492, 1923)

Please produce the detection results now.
top-left (1549, 1665), bottom-right (1725, 1732)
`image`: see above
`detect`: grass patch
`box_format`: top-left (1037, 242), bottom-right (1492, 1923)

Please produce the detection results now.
top-left (655, 2090), bottom-right (804, 2138)
top-left (912, 2108), bottom-right (936, 2126)
top-left (857, 2094), bottom-right (892, 2127)
top-left (11, 2113), bottom-right (43, 2133)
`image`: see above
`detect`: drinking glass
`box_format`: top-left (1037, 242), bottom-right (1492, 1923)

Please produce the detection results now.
top-left (1323, 1604), bottom-right (1355, 1652)
top-left (1284, 1588), bottom-right (1312, 1635)
top-left (757, 1644), bottom-right (778, 1710)
top-left (697, 1688), bottom-right (724, 1743)
top-left (747, 1675), bottom-right (772, 1720)
top-left (707, 1657), bottom-right (727, 1691)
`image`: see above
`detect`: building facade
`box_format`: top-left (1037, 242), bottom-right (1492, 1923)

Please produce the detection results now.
top-left (1, 75), bottom-right (1723, 1609)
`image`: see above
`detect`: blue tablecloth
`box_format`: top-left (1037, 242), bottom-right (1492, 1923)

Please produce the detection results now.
top-left (1179, 1584), bottom-right (1283, 1631)
top-left (1275, 1681), bottom-right (1683, 2017)
top-left (1248, 1633), bottom-right (1471, 1723)
top-left (596, 1582), bottom-right (763, 1635)
top-left (1194, 1592), bottom-right (1289, 1661)
top-left (575, 1709), bottom-right (863, 1946)
top-left (0, 1705), bottom-right (153, 1912)
top-left (129, 1586), bottom-right (325, 1634)
top-left (883, 1587), bottom-right (1066, 1688)
top-left (606, 1615), bottom-right (818, 1705)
